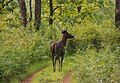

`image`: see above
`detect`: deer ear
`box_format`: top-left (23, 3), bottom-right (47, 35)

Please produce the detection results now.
top-left (61, 30), bottom-right (65, 34)
top-left (61, 31), bottom-right (64, 34)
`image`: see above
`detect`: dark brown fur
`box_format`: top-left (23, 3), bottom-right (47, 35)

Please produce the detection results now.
top-left (50, 30), bottom-right (74, 72)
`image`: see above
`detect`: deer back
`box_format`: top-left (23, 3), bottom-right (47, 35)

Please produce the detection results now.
top-left (50, 42), bottom-right (65, 57)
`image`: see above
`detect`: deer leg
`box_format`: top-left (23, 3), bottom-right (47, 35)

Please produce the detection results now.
top-left (58, 58), bottom-right (61, 72)
top-left (52, 56), bottom-right (55, 72)
top-left (61, 57), bottom-right (64, 71)
top-left (54, 57), bottom-right (58, 72)
top-left (53, 62), bottom-right (55, 72)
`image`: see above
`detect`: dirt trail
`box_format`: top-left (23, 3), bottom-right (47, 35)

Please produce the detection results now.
top-left (21, 70), bottom-right (74, 83)
top-left (21, 75), bottom-right (33, 83)
top-left (21, 66), bottom-right (48, 83)
top-left (21, 71), bottom-right (37, 83)
top-left (62, 72), bottom-right (73, 83)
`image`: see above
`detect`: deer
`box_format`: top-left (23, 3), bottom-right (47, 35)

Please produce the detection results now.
top-left (50, 27), bottom-right (74, 72)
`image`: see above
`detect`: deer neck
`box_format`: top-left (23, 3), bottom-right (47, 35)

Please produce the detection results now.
top-left (61, 35), bottom-right (67, 46)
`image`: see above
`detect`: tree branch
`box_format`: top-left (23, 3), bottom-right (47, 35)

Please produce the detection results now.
top-left (52, 5), bottom-right (63, 13)
top-left (0, 0), bottom-right (13, 10)
top-left (6, 0), bottom-right (13, 7)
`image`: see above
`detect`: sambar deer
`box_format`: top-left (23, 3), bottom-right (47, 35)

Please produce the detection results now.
top-left (50, 29), bottom-right (74, 72)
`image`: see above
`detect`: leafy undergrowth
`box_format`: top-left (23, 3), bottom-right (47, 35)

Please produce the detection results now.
top-left (11, 48), bottom-right (120, 83)
top-left (71, 49), bottom-right (120, 83)
top-left (0, 23), bottom-right (119, 83)
top-left (21, 48), bottom-right (120, 83)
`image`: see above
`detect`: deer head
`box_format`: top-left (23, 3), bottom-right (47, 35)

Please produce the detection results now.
top-left (61, 30), bottom-right (74, 39)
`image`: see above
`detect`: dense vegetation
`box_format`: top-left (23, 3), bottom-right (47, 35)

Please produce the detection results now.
top-left (0, 0), bottom-right (120, 82)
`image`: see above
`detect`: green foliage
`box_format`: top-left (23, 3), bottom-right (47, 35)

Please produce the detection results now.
top-left (0, 0), bottom-right (120, 82)
top-left (0, 27), bottom-right (51, 81)
top-left (75, 49), bottom-right (120, 82)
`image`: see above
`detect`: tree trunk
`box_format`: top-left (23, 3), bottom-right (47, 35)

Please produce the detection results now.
top-left (115, 0), bottom-right (120, 26)
top-left (29, 0), bottom-right (32, 21)
top-left (18, 0), bottom-right (27, 26)
top-left (35, 0), bottom-right (41, 31)
top-left (49, 0), bottom-right (53, 25)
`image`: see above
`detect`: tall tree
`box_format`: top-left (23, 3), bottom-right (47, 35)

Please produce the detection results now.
top-left (18, 0), bottom-right (27, 26)
top-left (35, 0), bottom-right (41, 31)
top-left (49, 0), bottom-right (53, 25)
top-left (29, 0), bottom-right (32, 21)
top-left (115, 0), bottom-right (120, 26)
top-left (49, 0), bottom-right (61, 25)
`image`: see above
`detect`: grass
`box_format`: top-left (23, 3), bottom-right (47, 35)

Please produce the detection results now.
top-left (4, 48), bottom-right (120, 83)
top-left (31, 56), bottom-right (77, 83)
top-left (10, 55), bottom-right (78, 83)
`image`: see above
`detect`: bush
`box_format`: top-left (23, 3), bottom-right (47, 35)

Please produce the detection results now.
top-left (75, 49), bottom-right (120, 83)
top-left (0, 27), bottom-right (52, 81)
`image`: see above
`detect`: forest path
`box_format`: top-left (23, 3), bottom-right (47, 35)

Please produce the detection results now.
top-left (21, 66), bottom-right (48, 83)
top-left (21, 74), bottom-right (33, 83)
top-left (62, 72), bottom-right (74, 83)
top-left (21, 59), bottom-right (76, 83)
top-left (22, 68), bottom-right (74, 83)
